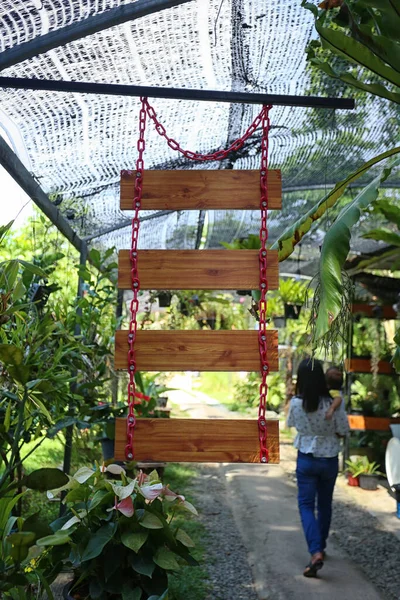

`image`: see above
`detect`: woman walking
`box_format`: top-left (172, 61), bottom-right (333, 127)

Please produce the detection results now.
top-left (287, 359), bottom-right (349, 577)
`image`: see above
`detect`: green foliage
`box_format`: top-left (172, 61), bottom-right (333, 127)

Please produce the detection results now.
top-left (35, 464), bottom-right (199, 599)
top-left (346, 455), bottom-right (383, 476)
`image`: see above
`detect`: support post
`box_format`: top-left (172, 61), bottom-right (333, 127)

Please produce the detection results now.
top-left (60, 243), bottom-right (88, 515)
top-left (111, 289), bottom-right (124, 406)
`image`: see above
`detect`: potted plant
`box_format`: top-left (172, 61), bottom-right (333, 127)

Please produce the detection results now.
top-left (350, 456), bottom-right (384, 491)
top-left (344, 457), bottom-right (365, 486)
top-left (278, 279), bottom-right (308, 321)
top-left (39, 464), bottom-right (198, 599)
top-left (156, 291), bottom-right (172, 308)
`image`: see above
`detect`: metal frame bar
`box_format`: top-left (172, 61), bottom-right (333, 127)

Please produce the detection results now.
top-left (0, 77), bottom-right (355, 109)
top-left (0, 0), bottom-right (194, 71)
top-left (0, 134), bottom-right (85, 253)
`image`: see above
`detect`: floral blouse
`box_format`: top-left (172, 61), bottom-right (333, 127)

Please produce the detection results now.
top-left (287, 395), bottom-right (350, 458)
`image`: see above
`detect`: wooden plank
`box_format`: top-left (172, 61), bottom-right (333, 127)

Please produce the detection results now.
top-left (118, 249), bottom-right (279, 290)
top-left (345, 358), bottom-right (395, 375)
top-left (120, 169), bottom-right (282, 210)
top-left (348, 415), bottom-right (400, 432)
top-left (114, 418), bottom-right (280, 463)
top-left (351, 304), bottom-right (397, 319)
top-left (115, 330), bottom-right (279, 372)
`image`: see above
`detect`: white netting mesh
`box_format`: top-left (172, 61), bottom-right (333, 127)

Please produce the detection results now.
top-left (0, 0), bottom-right (398, 268)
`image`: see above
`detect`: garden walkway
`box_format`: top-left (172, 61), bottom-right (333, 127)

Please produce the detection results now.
top-left (167, 374), bottom-right (400, 600)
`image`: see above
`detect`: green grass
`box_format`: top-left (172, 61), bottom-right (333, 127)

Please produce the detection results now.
top-left (193, 372), bottom-right (239, 405)
top-left (164, 464), bottom-right (210, 600)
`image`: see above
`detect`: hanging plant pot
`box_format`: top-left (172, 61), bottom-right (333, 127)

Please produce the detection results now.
top-left (347, 474), bottom-right (359, 487)
top-left (206, 318), bottom-right (217, 330)
top-left (236, 290), bottom-right (252, 297)
top-left (359, 474), bottom-right (379, 490)
top-left (101, 438), bottom-right (115, 461)
top-left (284, 303), bottom-right (302, 320)
top-left (157, 292), bottom-right (172, 307)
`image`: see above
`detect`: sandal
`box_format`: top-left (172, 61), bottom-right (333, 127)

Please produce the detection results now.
top-left (303, 555), bottom-right (324, 578)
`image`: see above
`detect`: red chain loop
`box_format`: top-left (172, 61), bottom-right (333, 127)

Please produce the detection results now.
top-left (127, 99), bottom-right (272, 463)
top-left (258, 106), bottom-right (272, 463)
top-left (126, 97), bottom-right (147, 461)
top-left (143, 98), bottom-right (266, 162)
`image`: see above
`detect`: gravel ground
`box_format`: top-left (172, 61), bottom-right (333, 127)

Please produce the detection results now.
top-left (192, 465), bottom-right (259, 600)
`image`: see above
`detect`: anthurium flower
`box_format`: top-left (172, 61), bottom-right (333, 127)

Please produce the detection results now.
top-left (107, 496), bottom-right (134, 517)
top-left (100, 463), bottom-right (126, 476)
top-left (136, 470), bottom-right (148, 486)
top-left (108, 480), bottom-right (135, 500)
top-left (163, 486), bottom-right (185, 502)
top-left (61, 509), bottom-right (88, 530)
top-left (139, 483), bottom-right (163, 501)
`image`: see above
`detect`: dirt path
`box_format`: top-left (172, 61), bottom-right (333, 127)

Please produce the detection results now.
top-left (167, 375), bottom-right (400, 600)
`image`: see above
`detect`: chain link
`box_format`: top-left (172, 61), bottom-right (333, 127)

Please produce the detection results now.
top-left (258, 106), bottom-right (271, 463)
top-left (127, 99), bottom-right (272, 463)
top-left (126, 97), bottom-right (147, 461)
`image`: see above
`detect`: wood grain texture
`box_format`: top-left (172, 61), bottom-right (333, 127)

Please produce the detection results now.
top-left (118, 249), bottom-right (279, 290)
top-left (115, 330), bottom-right (278, 371)
top-left (351, 304), bottom-right (397, 319)
top-left (120, 169), bottom-right (282, 210)
top-left (114, 418), bottom-right (280, 463)
top-left (344, 358), bottom-right (395, 375)
top-left (348, 415), bottom-right (400, 432)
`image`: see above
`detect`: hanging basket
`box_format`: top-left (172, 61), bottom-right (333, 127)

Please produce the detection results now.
top-left (157, 292), bottom-right (172, 307)
top-left (284, 303), bottom-right (302, 320)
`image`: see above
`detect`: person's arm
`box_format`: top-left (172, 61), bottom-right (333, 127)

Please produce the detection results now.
top-left (286, 399), bottom-right (295, 429)
top-left (325, 395), bottom-right (342, 420)
top-left (333, 401), bottom-right (350, 436)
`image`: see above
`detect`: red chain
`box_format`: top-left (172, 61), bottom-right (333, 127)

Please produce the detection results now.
top-left (258, 106), bottom-right (272, 463)
top-left (126, 99), bottom-right (272, 463)
top-left (143, 98), bottom-right (267, 162)
top-left (125, 97), bottom-right (147, 461)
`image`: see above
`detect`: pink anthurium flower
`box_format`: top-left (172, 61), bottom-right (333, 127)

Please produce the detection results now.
top-left (107, 496), bottom-right (134, 517)
top-left (163, 486), bottom-right (185, 502)
top-left (139, 483), bottom-right (163, 501)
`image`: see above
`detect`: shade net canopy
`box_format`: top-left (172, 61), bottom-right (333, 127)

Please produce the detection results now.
top-left (1, 0), bottom-right (399, 275)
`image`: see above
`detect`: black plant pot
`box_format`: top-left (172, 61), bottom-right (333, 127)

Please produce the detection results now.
top-left (101, 438), bottom-right (115, 461)
top-left (157, 292), bottom-right (172, 307)
top-left (359, 474), bottom-right (379, 491)
top-left (284, 303), bottom-right (302, 320)
top-left (236, 290), bottom-right (252, 296)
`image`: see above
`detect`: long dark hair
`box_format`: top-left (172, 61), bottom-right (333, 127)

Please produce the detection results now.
top-left (295, 358), bottom-right (329, 413)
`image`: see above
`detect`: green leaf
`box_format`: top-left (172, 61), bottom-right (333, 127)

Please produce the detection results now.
top-left (81, 522), bottom-right (117, 562)
top-left (24, 468), bottom-right (69, 491)
top-left (0, 260), bottom-right (19, 291)
top-left (12, 279), bottom-right (26, 302)
top-left (0, 344), bottom-right (23, 366)
top-left (314, 159), bottom-right (400, 341)
top-left (362, 228), bottom-right (400, 246)
top-left (7, 531), bottom-right (36, 562)
top-left (22, 512), bottom-right (53, 541)
top-left (139, 512), bottom-right (164, 530)
top-left (121, 531), bottom-right (148, 553)
top-left (47, 416), bottom-right (78, 438)
top-left (372, 199), bottom-right (400, 228)
top-left (129, 555), bottom-right (155, 577)
top-left (122, 586), bottom-right (142, 600)
top-left (4, 401), bottom-right (12, 432)
top-left (175, 528), bottom-right (195, 548)
top-left (36, 530), bottom-right (71, 546)
top-left (153, 547), bottom-right (180, 571)
top-left (18, 260), bottom-right (47, 277)
top-left (272, 146), bottom-right (400, 261)
top-left (73, 466), bottom-right (94, 484)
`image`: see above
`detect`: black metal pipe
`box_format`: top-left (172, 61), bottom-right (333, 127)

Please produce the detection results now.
top-left (0, 0), bottom-right (194, 71)
top-left (0, 77), bottom-right (355, 109)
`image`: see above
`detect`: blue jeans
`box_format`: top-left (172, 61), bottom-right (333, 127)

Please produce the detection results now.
top-left (296, 451), bottom-right (339, 555)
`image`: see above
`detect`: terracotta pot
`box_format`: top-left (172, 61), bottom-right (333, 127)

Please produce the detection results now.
top-left (347, 474), bottom-right (359, 487)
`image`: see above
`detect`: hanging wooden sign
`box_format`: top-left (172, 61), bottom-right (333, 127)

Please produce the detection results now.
top-left (116, 100), bottom-right (280, 465)
top-left (120, 169), bottom-right (282, 210)
top-left (118, 249), bottom-right (279, 290)
top-left (114, 418), bottom-right (280, 463)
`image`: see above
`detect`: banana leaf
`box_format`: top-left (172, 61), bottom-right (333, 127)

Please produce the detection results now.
top-left (362, 228), bottom-right (400, 246)
top-left (272, 146), bottom-right (400, 261)
top-left (314, 158), bottom-right (400, 342)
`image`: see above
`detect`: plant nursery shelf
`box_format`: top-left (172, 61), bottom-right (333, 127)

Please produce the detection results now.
top-left (344, 358), bottom-right (395, 375)
top-left (115, 329), bottom-right (279, 372)
top-left (351, 304), bottom-right (397, 319)
top-left (120, 169), bottom-right (282, 211)
top-left (118, 249), bottom-right (279, 290)
top-left (348, 415), bottom-right (400, 431)
top-left (114, 418), bottom-right (280, 463)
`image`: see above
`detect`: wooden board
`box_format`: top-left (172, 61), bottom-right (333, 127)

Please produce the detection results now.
top-left (351, 304), bottom-right (397, 319)
top-left (120, 169), bottom-right (282, 210)
top-left (348, 415), bottom-right (400, 432)
top-left (118, 249), bottom-right (279, 290)
top-left (345, 358), bottom-right (395, 375)
top-left (115, 330), bottom-right (279, 372)
top-left (114, 418), bottom-right (280, 463)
